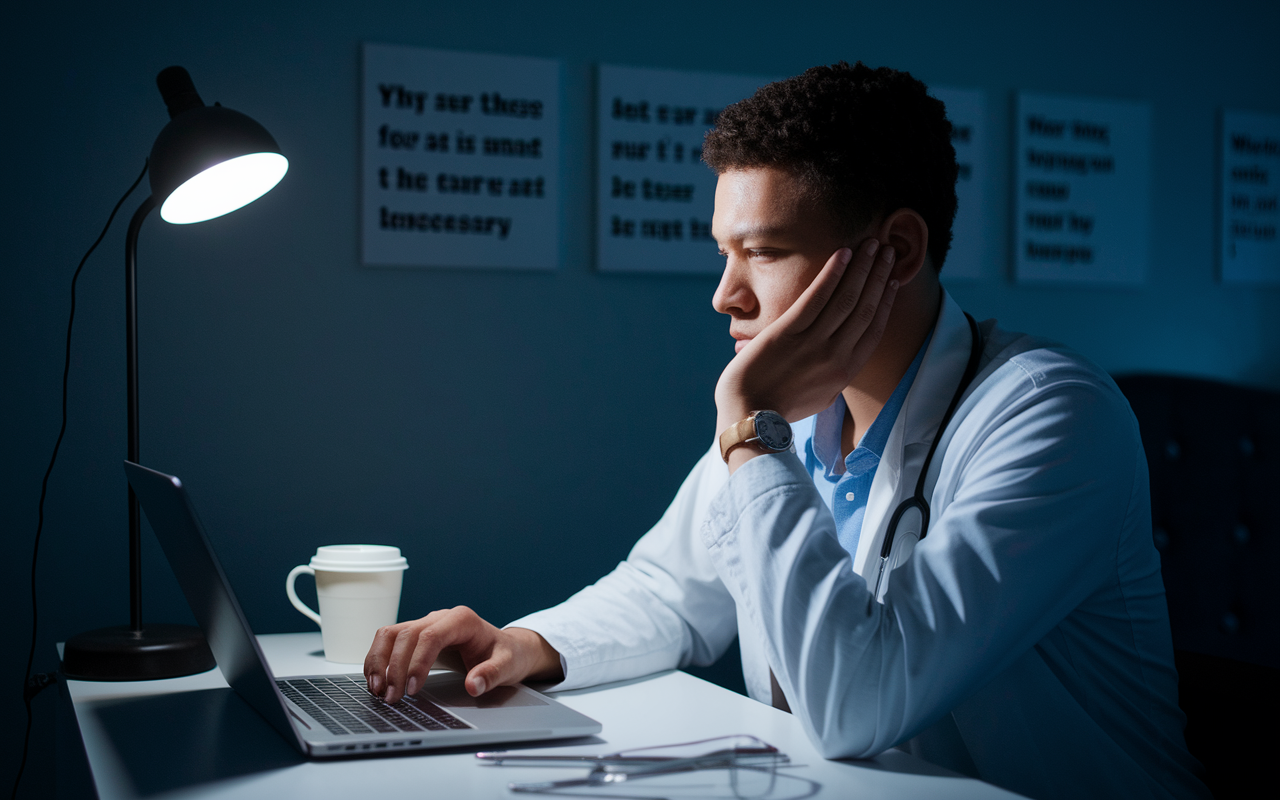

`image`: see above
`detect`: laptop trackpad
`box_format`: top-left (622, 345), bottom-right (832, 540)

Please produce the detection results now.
top-left (420, 678), bottom-right (548, 709)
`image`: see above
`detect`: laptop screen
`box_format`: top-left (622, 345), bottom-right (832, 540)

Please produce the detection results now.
top-left (124, 461), bottom-right (303, 751)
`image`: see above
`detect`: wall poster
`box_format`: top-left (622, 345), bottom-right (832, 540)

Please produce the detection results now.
top-left (1014, 92), bottom-right (1151, 285)
top-left (596, 64), bottom-right (770, 274)
top-left (362, 43), bottom-right (560, 269)
top-left (1221, 110), bottom-right (1280, 284)
top-left (931, 86), bottom-right (988, 281)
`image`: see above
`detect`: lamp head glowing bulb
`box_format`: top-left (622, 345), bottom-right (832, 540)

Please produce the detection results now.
top-left (148, 67), bottom-right (288, 224)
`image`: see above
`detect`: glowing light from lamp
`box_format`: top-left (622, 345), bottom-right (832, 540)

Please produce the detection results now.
top-left (159, 152), bottom-right (289, 224)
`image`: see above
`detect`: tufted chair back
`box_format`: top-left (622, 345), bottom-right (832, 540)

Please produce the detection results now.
top-left (1114, 374), bottom-right (1279, 799)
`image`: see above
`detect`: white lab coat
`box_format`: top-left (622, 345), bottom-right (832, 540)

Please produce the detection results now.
top-left (509, 293), bottom-right (1208, 800)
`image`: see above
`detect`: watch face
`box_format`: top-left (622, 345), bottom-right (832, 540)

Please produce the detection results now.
top-left (753, 411), bottom-right (793, 451)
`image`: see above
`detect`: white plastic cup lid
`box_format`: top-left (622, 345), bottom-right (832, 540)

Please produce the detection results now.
top-left (309, 544), bottom-right (408, 572)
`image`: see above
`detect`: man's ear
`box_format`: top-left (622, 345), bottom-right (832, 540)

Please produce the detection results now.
top-left (877, 209), bottom-right (930, 286)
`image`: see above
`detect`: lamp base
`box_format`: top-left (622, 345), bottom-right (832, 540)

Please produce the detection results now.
top-left (62, 624), bottom-right (215, 681)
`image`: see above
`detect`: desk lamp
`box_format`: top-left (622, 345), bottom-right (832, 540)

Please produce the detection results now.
top-left (61, 66), bottom-right (288, 680)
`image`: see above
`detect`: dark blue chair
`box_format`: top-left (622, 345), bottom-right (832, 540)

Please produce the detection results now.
top-left (1114, 374), bottom-right (1279, 799)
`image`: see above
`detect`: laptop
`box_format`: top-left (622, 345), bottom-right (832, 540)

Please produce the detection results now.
top-left (124, 460), bottom-right (602, 758)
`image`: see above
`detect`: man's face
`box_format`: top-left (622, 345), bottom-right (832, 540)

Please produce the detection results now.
top-left (711, 168), bottom-right (857, 353)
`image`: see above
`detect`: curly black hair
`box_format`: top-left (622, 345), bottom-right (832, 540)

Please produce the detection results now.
top-left (702, 62), bottom-right (958, 270)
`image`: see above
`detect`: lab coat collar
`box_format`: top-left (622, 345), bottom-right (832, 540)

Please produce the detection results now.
top-left (850, 291), bottom-right (975, 581)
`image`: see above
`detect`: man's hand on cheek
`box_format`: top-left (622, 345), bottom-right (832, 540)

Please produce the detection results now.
top-left (714, 239), bottom-right (898, 440)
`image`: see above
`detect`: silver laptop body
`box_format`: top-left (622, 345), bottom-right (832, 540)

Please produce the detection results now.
top-left (124, 461), bottom-right (601, 758)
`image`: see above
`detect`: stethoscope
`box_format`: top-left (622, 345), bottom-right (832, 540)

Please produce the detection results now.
top-left (871, 311), bottom-right (985, 603)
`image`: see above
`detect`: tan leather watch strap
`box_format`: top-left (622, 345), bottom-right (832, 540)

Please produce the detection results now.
top-left (719, 414), bottom-right (760, 463)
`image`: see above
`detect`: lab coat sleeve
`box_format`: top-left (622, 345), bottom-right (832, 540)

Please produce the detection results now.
top-left (506, 446), bottom-right (739, 691)
top-left (700, 377), bottom-right (1142, 758)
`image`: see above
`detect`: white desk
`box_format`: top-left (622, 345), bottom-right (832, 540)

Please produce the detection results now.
top-left (60, 632), bottom-right (1024, 799)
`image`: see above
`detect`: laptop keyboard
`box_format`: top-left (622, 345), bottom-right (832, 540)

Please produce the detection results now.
top-left (278, 675), bottom-right (471, 736)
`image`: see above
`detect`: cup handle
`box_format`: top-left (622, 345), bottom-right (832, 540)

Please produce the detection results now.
top-left (286, 565), bottom-right (322, 626)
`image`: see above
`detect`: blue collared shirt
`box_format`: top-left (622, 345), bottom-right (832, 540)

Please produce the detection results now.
top-left (800, 329), bottom-right (933, 559)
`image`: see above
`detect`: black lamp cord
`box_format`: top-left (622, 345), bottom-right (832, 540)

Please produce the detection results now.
top-left (11, 160), bottom-right (149, 800)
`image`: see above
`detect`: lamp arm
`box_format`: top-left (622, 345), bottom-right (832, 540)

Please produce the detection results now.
top-left (125, 194), bottom-right (156, 632)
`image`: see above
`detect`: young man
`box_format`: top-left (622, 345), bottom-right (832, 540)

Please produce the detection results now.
top-left (365, 63), bottom-right (1207, 800)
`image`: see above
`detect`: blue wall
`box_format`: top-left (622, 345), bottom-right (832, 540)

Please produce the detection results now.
top-left (4, 0), bottom-right (1277, 794)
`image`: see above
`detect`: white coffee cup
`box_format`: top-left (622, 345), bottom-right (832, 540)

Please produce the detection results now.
top-left (286, 545), bottom-right (409, 663)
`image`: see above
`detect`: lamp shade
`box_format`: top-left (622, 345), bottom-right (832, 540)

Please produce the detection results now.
top-left (148, 68), bottom-right (287, 224)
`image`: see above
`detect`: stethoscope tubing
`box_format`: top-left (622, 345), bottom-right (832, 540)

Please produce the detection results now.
top-left (872, 311), bottom-right (984, 602)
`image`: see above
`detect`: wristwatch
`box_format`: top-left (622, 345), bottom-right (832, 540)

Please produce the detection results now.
top-left (719, 410), bottom-right (794, 463)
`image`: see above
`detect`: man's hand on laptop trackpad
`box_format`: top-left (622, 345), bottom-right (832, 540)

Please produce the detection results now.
top-left (428, 649), bottom-right (467, 673)
top-left (363, 606), bottom-right (564, 705)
